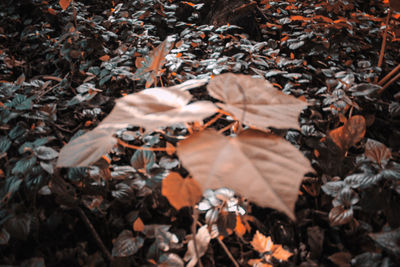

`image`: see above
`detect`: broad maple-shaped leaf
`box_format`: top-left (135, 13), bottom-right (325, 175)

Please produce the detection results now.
top-left (328, 115), bottom-right (366, 153)
top-left (57, 80), bottom-right (216, 167)
top-left (207, 73), bottom-right (307, 130)
top-left (99, 87), bottom-right (217, 130)
top-left (57, 127), bottom-right (117, 167)
top-left (162, 172), bottom-right (203, 210)
top-left (59, 0), bottom-right (71, 10)
top-left (251, 230), bottom-right (293, 260)
top-left (177, 129), bottom-right (313, 220)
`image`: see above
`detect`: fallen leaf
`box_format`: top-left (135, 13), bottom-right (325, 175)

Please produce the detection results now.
top-left (251, 230), bottom-right (274, 253)
top-left (162, 172), bottom-right (203, 210)
top-left (99, 55), bottom-right (110, 62)
top-left (250, 231), bottom-right (292, 261)
top-left (133, 217), bottom-right (145, 232)
top-left (59, 0), bottom-right (71, 10)
top-left (328, 115), bottom-right (366, 153)
top-left (56, 127), bottom-right (117, 167)
top-left (177, 129), bottom-right (313, 220)
top-left (207, 73), bottom-right (307, 130)
top-left (184, 225), bottom-right (211, 267)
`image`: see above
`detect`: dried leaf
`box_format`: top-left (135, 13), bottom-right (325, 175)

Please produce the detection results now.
top-left (364, 138), bottom-right (391, 166)
top-left (59, 0), bottom-right (71, 10)
top-left (184, 225), bottom-right (211, 267)
top-left (99, 87), bottom-right (217, 131)
top-left (251, 231), bottom-right (274, 253)
top-left (207, 73), bottom-right (307, 130)
top-left (133, 217), bottom-right (145, 232)
top-left (177, 129), bottom-right (313, 219)
top-left (328, 115), bottom-right (366, 152)
top-left (56, 128), bottom-right (117, 167)
top-left (161, 172), bottom-right (203, 210)
top-left (234, 215), bottom-right (247, 237)
top-left (99, 55), bottom-right (110, 62)
top-left (272, 244), bottom-right (293, 261)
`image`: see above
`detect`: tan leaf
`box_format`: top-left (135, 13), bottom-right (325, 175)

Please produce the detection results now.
top-left (99, 87), bottom-right (217, 130)
top-left (59, 0), bottom-right (72, 10)
top-left (56, 127), bottom-right (117, 167)
top-left (177, 129), bottom-right (313, 219)
top-left (364, 138), bottom-right (391, 166)
top-left (329, 115), bottom-right (366, 152)
top-left (207, 73), bottom-right (307, 130)
top-left (251, 230), bottom-right (273, 253)
top-left (184, 225), bottom-right (211, 267)
top-left (162, 172), bottom-right (203, 210)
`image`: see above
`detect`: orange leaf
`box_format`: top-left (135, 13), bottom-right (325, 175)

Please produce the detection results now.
top-left (328, 115), bottom-right (366, 152)
top-left (272, 244), bottom-right (293, 261)
top-left (251, 231), bottom-right (273, 253)
top-left (234, 215), bottom-right (247, 237)
top-left (99, 55), bottom-right (110, 62)
top-left (133, 217), bottom-right (145, 232)
top-left (161, 172), bottom-right (202, 210)
top-left (59, 0), bottom-right (72, 10)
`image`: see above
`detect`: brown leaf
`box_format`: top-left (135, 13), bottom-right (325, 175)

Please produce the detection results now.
top-left (329, 206), bottom-right (353, 226)
top-left (161, 172), bottom-right (203, 210)
top-left (56, 127), bottom-right (117, 167)
top-left (272, 244), bottom-right (293, 261)
top-left (99, 87), bottom-right (217, 131)
top-left (177, 129), bottom-right (313, 220)
top-left (59, 0), bottom-right (71, 10)
top-left (207, 73), bottom-right (307, 130)
top-left (364, 138), bottom-right (391, 166)
top-left (144, 36), bottom-right (175, 74)
top-left (328, 115), bottom-right (366, 153)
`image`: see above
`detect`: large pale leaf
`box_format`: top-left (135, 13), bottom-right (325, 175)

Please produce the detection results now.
top-left (56, 127), bottom-right (117, 167)
top-left (177, 129), bottom-right (313, 220)
top-left (99, 87), bottom-right (217, 130)
top-left (207, 73), bottom-right (307, 130)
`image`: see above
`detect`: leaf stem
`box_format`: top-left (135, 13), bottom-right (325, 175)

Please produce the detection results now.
top-left (117, 139), bottom-right (174, 152)
top-left (217, 237), bottom-right (240, 267)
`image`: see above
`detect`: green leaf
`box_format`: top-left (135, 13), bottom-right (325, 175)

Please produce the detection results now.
top-left (130, 150), bottom-right (155, 173)
top-left (12, 156), bottom-right (37, 175)
top-left (112, 230), bottom-right (144, 257)
top-left (0, 136), bottom-right (11, 153)
top-left (34, 146), bottom-right (59, 160)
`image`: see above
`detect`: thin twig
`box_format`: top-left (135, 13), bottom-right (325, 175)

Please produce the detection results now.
top-left (378, 63), bottom-right (400, 86)
top-left (216, 237), bottom-right (240, 267)
top-left (76, 207), bottom-right (113, 262)
top-left (379, 71), bottom-right (400, 94)
top-left (191, 208), bottom-right (203, 267)
top-left (375, 9), bottom-right (392, 82)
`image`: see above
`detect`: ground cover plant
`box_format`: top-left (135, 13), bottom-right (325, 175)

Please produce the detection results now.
top-left (0, 0), bottom-right (400, 266)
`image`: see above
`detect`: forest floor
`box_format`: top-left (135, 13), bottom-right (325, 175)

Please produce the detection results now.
top-left (1, 0), bottom-right (400, 266)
